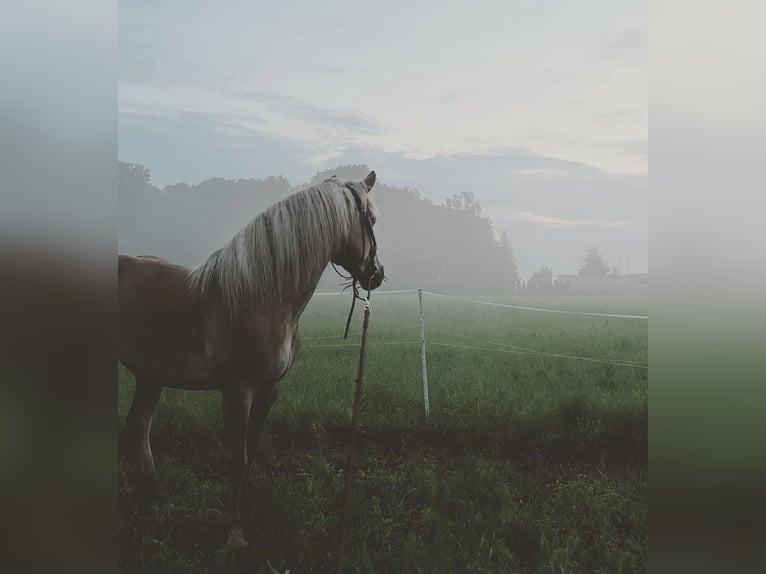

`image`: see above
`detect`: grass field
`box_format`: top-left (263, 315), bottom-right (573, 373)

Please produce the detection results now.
top-left (118, 290), bottom-right (648, 573)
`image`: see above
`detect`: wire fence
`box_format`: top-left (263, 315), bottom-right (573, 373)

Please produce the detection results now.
top-left (303, 288), bottom-right (648, 415)
top-left (428, 327), bottom-right (647, 369)
top-left (300, 326), bottom-right (417, 341)
top-left (420, 290), bottom-right (649, 320)
top-left (312, 289), bottom-right (419, 297)
top-left (304, 288), bottom-right (648, 369)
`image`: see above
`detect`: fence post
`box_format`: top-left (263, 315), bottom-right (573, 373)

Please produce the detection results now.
top-left (418, 288), bottom-right (430, 416)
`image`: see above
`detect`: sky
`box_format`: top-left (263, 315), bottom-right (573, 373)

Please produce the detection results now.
top-left (119, 0), bottom-right (647, 277)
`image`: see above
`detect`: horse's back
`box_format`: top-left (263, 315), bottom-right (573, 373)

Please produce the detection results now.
top-left (118, 254), bottom-right (298, 388)
top-left (118, 254), bottom-right (214, 384)
top-left (119, 255), bottom-right (204, 309)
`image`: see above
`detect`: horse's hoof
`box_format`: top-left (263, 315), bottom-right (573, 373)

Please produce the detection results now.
top-left (227, 526), bottom-right (248, 550)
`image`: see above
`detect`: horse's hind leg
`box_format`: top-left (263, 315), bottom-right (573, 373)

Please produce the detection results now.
top-left (221, 384), bottom-right (254, 548)
top-left (126, 378), bottom-right (162, 499)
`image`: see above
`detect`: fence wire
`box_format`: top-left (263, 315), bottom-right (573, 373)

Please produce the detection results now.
top-left (300, 288), bottom-right (648, 369)
top-left (429, 328), bottom-right (648, 368)
top-left (421, 290), bottom-right (649, 320)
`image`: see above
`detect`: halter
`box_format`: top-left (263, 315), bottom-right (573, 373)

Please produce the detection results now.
top-left (331, 181), bottom-right (378, 338)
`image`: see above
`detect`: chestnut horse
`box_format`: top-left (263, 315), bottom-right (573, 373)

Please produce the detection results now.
top-left (118, 171), bottom-right (384, 547)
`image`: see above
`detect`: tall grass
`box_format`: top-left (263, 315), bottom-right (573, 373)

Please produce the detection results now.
top-left (119, 292), bottom-right (647, 573)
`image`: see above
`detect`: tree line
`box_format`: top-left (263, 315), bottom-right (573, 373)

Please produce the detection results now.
top-left (119, 162), bottom-right (520, 293)
top-left (119, 161), bottom-right (610, 294)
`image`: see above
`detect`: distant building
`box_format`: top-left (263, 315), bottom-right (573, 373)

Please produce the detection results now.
top-left (556, 273), bottom-right (648, 293)
top-left (620, 273), bottom-right (649, 286)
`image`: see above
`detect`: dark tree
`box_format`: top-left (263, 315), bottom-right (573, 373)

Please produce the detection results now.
top-left (578, 247), bottom-right (610, 277)
top-left (529, 266), bottom-right (553, 292)
top-left (310, 164), bottom-right (371, 186)
top-left (119, 162), bottom-right (152, 190)
top-left (444, 192), bottom-right (481, 217)
top-left (499, 231), bottom-right (520, 285)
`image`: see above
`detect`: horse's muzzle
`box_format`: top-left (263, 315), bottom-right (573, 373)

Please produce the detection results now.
top-left (360, 263), bottom-right (384, 291)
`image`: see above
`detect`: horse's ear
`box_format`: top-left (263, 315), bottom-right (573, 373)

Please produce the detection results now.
top-left (364, 170), bottom-right (376, 191)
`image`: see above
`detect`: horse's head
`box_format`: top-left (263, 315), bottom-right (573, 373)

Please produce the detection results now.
top-left (332, 170), bottom-right (385, 292)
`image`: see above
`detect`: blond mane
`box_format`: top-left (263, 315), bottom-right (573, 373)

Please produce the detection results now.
top-left (187, 177), bottom-right (377, 313)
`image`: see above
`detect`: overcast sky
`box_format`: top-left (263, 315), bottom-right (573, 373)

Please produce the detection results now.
top-left (119, 0), bottom-right (647, 276)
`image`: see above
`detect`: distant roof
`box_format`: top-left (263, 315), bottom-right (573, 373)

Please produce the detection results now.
top-left (556, 273), bottom-right (648, 279)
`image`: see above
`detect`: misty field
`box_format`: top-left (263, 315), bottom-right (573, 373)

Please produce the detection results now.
top-left (118, 291), bottom-right (648, 574)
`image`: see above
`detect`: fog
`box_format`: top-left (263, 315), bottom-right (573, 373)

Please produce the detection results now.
top-left (119, 0), bottom-right (647, 296)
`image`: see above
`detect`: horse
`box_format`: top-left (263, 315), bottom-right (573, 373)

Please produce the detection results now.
top-left (118, 171), bottom-right (384, 548)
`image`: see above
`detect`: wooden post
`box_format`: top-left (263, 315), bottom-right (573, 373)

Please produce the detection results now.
top-left (336, 302), bottom-right (371, 573)
top-left (418, 288), bottom-right (430, 416)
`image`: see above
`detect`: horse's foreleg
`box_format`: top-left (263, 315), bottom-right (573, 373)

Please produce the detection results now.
top-left (241, 383), bottom-right (281, 517)
top-left (222, 385), bottom-right (253, 548)
top-left (126, 378), bottom-right (162, 498)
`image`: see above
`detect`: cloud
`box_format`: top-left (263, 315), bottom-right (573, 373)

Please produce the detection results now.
top-left (119, 81), bottom-right (387, 165)
top-left (516, 211), bottom-right (628, 228)
top-left (592, 108), bottom-right (646, 128)
top-left (119, 2), bottom-right (647, 176)
top-left (225, 88), bottom-right (384, 134)
top-left (600, 26), bottom-right (647, 62)
top-left (118, 108), bottom-right (321, 186)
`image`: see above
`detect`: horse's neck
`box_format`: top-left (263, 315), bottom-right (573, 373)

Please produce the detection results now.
top-left (283, 247), bottom-right (333, 319)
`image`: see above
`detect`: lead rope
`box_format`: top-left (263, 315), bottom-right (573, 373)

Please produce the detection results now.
top-left (342, 281), bottom-right (358, 340)
top-left (335, 296), bottom-right (371, 574)
top-left (342, 282), bottom-right (372, 339)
